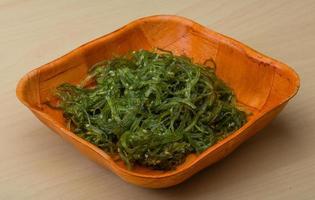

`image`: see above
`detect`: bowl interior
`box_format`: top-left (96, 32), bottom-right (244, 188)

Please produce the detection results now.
top-left (17, 15), bottom-right (299, 176)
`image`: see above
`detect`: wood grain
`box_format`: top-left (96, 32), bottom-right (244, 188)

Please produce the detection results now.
top-left (1, 0), bottom-right (315, 198)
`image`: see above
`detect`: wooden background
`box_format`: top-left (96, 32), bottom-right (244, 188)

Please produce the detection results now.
top-left (1, 0), bottom-right (314, 199)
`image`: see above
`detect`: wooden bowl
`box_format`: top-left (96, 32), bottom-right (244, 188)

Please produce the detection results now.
top-left (16, 15), bottom-right (299, 188)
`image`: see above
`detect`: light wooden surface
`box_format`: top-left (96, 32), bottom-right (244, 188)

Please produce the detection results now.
top-left (1, 0), bottom-right (314, 199)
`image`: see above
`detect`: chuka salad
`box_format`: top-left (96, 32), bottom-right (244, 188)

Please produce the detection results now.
top-left (55, 49), bottom-right (247, 170)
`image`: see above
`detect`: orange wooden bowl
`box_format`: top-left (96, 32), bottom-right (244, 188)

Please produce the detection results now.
top-left (16, 15), bottom-right (299, 188)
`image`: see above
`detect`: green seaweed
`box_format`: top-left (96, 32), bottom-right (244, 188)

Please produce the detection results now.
top-left (55, 49), bottom-right (247, 170)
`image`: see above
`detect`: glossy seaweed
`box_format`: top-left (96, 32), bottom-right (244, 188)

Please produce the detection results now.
top-left (56, 50), bottom-right (247, 170)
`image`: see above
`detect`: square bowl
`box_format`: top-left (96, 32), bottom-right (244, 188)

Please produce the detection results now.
top-left (16, 15), bottom-right (299, 188)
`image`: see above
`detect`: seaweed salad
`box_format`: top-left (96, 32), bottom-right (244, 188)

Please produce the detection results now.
top-left (55, 49), bottom-right (247, 170)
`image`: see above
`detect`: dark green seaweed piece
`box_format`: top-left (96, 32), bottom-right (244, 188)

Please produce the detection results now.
top-left (55, 49), bottom-right (247, 170)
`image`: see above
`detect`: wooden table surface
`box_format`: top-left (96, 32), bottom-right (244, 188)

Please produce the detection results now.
top-left (1, 0), bottom-right (315, 199)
